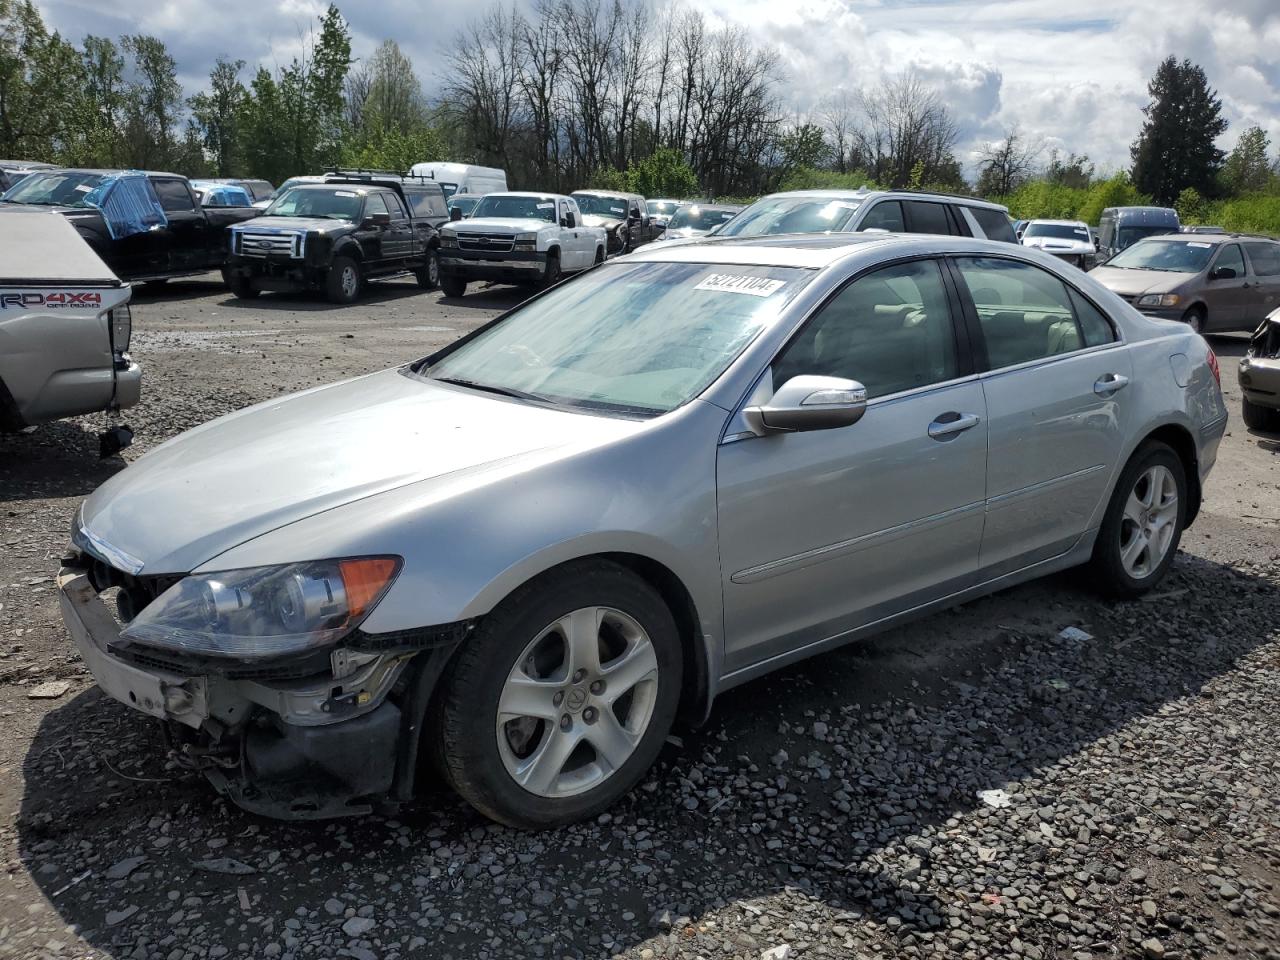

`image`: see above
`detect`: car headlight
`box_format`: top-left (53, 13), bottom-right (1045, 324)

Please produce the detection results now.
top-left (513, 232), bottom-right (537, 252)
top-left (1138, 293), bottom-right (1181, 307)
top-left (109, 303), bottom-right (132, 353)
top-left (441, 234), bottom-right (458, 249)
top-left (119, 557), bottom-right (401, 659)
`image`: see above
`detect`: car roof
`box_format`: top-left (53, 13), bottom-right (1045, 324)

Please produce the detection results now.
top-left (624, 232), bottom-right (916, 268)
top-left (573, 189), bottom-right (635, 199)
top-left (488, 191), bottom-right (562, 200)
top-left (1133, 233), bottom-right (1268, 245)
top-left (759, 188), bottom-right (1007, 211)
top-left (1027, 219), bottom-right (1087, 226)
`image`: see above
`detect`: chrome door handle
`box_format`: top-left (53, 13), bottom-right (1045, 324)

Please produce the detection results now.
top-left (928, 412), bottom-right (981, 440)
top-left (1094, 373), bottom-right (1130, 397)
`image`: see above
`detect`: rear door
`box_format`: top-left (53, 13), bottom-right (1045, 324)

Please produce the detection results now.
top-left (1242, 241), bottom-right (1280, 326)
top-left (716, 257), bottom-right (988, 673)
top-left (902, 200), bottom-right (963, 238)
top-left (951, 255), bottom-right (1130, 575)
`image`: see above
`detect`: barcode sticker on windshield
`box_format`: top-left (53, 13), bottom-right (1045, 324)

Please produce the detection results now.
top-left (695, 274), bottom-right (786, 297)
top-left (334, 190), bottom-right (356, 197)
top-left (537, 203), bottom-right (554, 209)
top-left (74, 184), bottom-right (93, 192)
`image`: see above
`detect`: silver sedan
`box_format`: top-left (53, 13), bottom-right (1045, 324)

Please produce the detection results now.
top-left (58, 234), bottom-right (1228, 828)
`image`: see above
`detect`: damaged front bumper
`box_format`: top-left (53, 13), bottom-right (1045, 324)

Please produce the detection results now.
top-left (57, 566), bottom-right (466, 819)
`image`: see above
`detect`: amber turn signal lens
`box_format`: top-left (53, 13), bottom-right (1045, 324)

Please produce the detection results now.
top-left (338, 557), bottom-right (400, 618)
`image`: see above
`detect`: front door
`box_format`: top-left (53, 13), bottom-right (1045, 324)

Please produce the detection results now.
top-left (716, 258), bottom-right (988, 674)
top-left (380, 191), bottom-right (415, 264)
top-left (151, 178), bottom-right (206, 272)
top-left (1202, 243), bottom-right (1250, 331)
top-left (950, 256), bottom-right (1130, 575)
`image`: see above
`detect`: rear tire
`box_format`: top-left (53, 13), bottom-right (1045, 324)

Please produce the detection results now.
top-left (326, 256), bottom-right (361, 304)
top-left (1242, 396), bottom-right (1280, 432)
top-left (431, 560), bottom-right (682, 829)
top-left (1088, 441), bottom-right (1187, 598)
top-left (440, 274), bottom-right (467, 298)
top-left (1182, 305), bottom-right (1206, 335)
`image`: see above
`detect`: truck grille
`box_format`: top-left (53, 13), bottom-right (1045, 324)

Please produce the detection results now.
top-left (457, 233), bottom-right (515, 253)
top-left (235, 231), bottom-right (304, 258)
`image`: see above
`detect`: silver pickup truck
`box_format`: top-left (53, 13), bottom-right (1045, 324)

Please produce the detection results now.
top-left (1, 211), bottom-right (140, 453)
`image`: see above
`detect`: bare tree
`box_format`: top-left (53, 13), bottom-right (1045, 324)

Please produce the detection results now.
top-left (857, 70), bottom-right (959, 188)
top-left (976, 123), bottom-right (1044, 195)
top-left (441, 5), bottom-right (525, 171)
top-left (819, 89), bottom-right (861, 173)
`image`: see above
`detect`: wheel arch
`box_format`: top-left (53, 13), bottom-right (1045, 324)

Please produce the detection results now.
top-left (1140, 422), bottom-right (1201, 525)
top-left (334, 239), bottom-right (364, 261)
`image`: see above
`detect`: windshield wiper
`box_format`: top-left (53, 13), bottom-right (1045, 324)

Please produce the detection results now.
top-left (432, 376), bottom-right (547, 404)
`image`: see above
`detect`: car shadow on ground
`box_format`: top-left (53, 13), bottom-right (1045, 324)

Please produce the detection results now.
top-left (0, 421), bottom-right (127, 500)
top-left (438, 284), bottom-right (533, 311)
top-left (17, 553), bottom-right (1278, 958)
top-left (211, 279), bottom-right (438, 313)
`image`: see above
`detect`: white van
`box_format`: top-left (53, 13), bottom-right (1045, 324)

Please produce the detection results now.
top-left (407, 162), bottom-right (507, 201)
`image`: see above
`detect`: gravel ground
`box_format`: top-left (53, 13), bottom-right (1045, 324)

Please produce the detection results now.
top-left (1, 274), bottom-right (1278, 960)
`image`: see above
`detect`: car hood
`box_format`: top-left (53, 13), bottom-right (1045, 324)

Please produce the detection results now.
top-left (662, 227), bottom-right (708, 240)
top-left (0, 202), bottom-right (97, 218)
top-left (233, 216), bottom-right (350, 234)
top-left (579, 213), bottom-right (624, 229)
top-left (78, 368), bottom-right (639, 574)
top-left (449, 217), bottom-right (554, 234)
top-left (1022, 236), bottom-right (1092, 254)
top-left (1088, 267), bottom-right (1191, 297)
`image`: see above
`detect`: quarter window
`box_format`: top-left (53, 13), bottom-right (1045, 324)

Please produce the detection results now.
top-left (1067, 288), bottom-right (1117, 347)
top-left (1244, 241), bottom-right (1280, 277)
top-left (857, 201), bottom-right (904, 232)
top-left (955, 257), bottom-right (1087, 368)
top-left (773, 259), bottom-right (959, 399)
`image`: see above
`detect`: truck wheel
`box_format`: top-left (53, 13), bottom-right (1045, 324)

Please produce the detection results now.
top-left (1242, 396), bottom-right (1280, 432)
top-left (327, 257), bottom-right (362, 304)
top-left (441, 275), bottom-right (467, 298)
top-left (416, 249), bottom-right (440, 291)
top-left (224, 271), bottom-right (259, 300)
top-left (539, 252), bottom-right (562, 290)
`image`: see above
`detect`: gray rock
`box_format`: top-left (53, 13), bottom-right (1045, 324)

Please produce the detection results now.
top-left (342, 916), bottom-right (376, 937)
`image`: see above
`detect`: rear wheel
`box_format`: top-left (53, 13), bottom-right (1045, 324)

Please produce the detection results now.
top-left (416, 248), bottom-right (440, 290)
top-left (440, 274), bottom-right (467, 298)
top-left (1088, 441), bottom-right (1186, 598)
top-left (1182, 305), bottom-right (1206, 335)
top-left (1242, 396), bottom-right (1280, 432)
top-left (432, 560), bottom-right (682, 829)
top-left (326, 256), bottom-right (361, 304)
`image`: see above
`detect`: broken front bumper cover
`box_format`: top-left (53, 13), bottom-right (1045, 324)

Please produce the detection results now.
top-left (57, 566), bottom-right (465, 819)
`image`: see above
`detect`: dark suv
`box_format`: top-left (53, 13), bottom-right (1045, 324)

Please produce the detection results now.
top-left (224, 175), bottom-right (449, 303)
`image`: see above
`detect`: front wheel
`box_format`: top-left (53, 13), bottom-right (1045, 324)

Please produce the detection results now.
top-left (326, 256), bottom-right (361, 304)
top-left (223, 270), bottom-right (259, 300)
top-left (1182, 306), bottom-right (1206, 335)
top-left (440, 274), bottom-right (467, 298)
top-left (1242, 396), bottom-right (1280, 432)
top-left (416, 249), bottom-right (440, 290)
top-left (432, 560), bottom-right (682, 829)
top-left (539, 252), bottom-right (562, 290)
top-left (1088, 441), bottom-right (1187, 598)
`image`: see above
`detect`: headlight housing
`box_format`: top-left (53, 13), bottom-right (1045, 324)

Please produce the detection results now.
top-left (109, 303), bottom-right (132, 354)
top-left (120, 557), bottom-right (401, 659)
top-left (513, 232), bottom-right (537, 252)
top-left (1138, 293), bottom-right (1181, 307)
top-left (441, 234), bottom-right (459, 249)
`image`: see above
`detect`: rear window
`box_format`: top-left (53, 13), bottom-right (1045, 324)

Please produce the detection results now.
top-left (970, 209), bottom-right (1015, 243)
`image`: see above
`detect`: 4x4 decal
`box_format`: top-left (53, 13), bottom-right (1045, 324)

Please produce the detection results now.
top-left (0, 292), bottom-right (102, 309)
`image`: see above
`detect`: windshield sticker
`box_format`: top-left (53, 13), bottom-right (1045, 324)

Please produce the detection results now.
top-left (694, 274), bottom-right (786, 297)
top-left (74, 184), bottom-right (93, 192)
top-left (536, 202), bottom-right (554, 209)
top-left (333, 190), bottom-right (357, 197)
top-left (1188, 242), bottom-right (1211, 248)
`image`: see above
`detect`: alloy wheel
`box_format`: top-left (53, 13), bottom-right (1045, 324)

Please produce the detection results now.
top-left (341, 265), bottom-right (358, 299)
top-left (496, 606), bottom-right (659, 798)
top-left (1118, 464), bottom-right (1179, 579)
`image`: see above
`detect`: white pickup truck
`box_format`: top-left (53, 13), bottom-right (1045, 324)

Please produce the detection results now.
top-left (438, 192), bottom-right (606, 297)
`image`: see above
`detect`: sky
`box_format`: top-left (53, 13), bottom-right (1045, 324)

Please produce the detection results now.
top-left (31, 0), bottom-right (1280, 176)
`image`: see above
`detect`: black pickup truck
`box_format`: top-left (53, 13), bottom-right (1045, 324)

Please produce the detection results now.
top-left (0, 168), bottom-right (259, 283)
top-left (224, 174), bottom-right (449, 303)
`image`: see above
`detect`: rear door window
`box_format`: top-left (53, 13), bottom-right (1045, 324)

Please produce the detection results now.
top-left (954, 257), bottom-right (1086, 369)
top-left (903, 201), bottom-right (952, 236)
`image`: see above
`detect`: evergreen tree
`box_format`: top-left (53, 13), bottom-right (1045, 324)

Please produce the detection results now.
top-left (1130, 57), bottom-right (1226, 204)
top-left (188, 58), bottom-right (246, 176)
top-left (1221, 125), bottom-right (1271, 195)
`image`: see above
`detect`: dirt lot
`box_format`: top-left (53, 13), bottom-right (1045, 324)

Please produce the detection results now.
top-left (1, 274), bottom-right (1278, 960)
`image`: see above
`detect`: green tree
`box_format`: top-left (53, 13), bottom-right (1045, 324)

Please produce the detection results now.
top-left (238, 68), bottom-right (285, 181)
top-left (777, 123), bottom-right (829, 175)
top-left (626, 148), bottom-right (698, 198)
top-left (60, 36), bottom-right (125, 165)
top-left (188, 58), bottom-right (246, 176)
top-left (1045, 151), bottom-right (1094, 190)
top-left (1130, 57), bottom-right (1226, 204)
top-left (0, 0), bottom-right (80, 158)
top-left (1175, 186), bottom-right (1207, 224)
top-left (1221, 125), bottom-right (1272, 196)
top-left (120, 34), bottom-right (183, 169)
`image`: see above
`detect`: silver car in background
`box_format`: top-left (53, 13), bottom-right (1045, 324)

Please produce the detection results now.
top-left (58, 233), bottom-right (1226, 828)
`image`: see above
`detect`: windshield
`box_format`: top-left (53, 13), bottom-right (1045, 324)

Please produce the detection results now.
top-left (574, 194), bottom-right (629, 218)
top-left (422, 261), bottom-right (810, 415)
top-left (264, 187), bottom-right (364, 221)
top-left (1106, 239), bottom-right (1215, 273)
top-left (648, 200), bottom-right (682, 216)
top-left (1117, 225), bottom-right (1176, 250)
top-left (1024, 223), bottom-right (1089, 241)
top-left (448, 196), bottom-right (479, 215)
top-left (669, 205), bottom-right (739, 231)
top-left (717, 196), bottom-right (862, 237)
top-left (471, 195), bottom-right (556, 221)
top-left (1, 171), bottom-right (107, 207)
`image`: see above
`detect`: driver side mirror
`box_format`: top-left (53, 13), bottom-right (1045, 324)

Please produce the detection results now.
top-left (1210, 265), bottom-right (1237, 280)
top-left (449, 207), bottom-right (463, 222)
top-left (365, 212), bottom-right (391, 228)
top-left (744, 375), bottom-right (867, 435)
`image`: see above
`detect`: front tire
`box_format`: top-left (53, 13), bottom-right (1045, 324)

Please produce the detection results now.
top-left (440, 274), bottom-right (467, 298)
top-left (223, 270), bottom-right (259, 300)
top-left (1182, 306), bottom-right (1206, 335)
top-left (416, 248), bottom-right (440, 290)
top-left (432, 560), bottom-right (682, 829)
top-left (1242, 396), bottom-right (1280, 432)
top-left (1088, 441), bottom-right (1187, 598)
top-left (326, 256), bottom-right (362, 304)
top-left (539, 252), bottom-right (562, 290)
